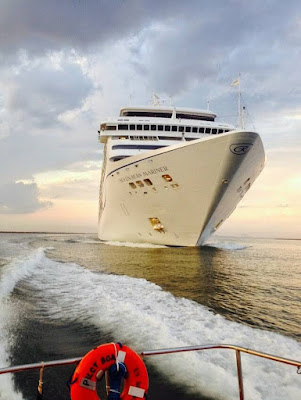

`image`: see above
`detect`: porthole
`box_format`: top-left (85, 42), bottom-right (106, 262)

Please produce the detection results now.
top-left (129, 182), bottom-right (137, 189)
top-left (136, 180), bottom-right (144, 187)
top-left (144, 179), bottom-right (153, 186)
top-left (162, 174), bottom-right (173, 182)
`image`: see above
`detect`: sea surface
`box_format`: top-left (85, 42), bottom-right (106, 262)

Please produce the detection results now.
top-left (0, 233), bottom-right (300, 400)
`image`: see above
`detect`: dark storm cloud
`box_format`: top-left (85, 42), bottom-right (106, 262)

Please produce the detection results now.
top-left (0, 181), bottom-right (52, 214)
top-left (136, 1), bottom-right (301, 96)
top-left (0, 0), bottom-right (176, 57)
top-left (1, 0), bottom-right (299, 98)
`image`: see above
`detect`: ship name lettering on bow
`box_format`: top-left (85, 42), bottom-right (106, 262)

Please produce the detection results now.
top-left (119, 166), bottom-right (168, 182)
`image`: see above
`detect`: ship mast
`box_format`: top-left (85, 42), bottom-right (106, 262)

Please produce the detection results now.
top-left (238, 75), bottom-right (242, 128)
top-left (231, 73), bottom-right (244, 129)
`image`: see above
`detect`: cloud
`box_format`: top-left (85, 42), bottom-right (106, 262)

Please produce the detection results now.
top-left (0, 181), bottom-right (52, 214)
top-left (2, 55), bottom-right (93, 128)
top-left (0, 53), bottom-right (98, 184)
top-left (0, 0), bottom-right (300, 232)
top-left (0, 0), bottom-right (178, 58)
top-left (127, 1), bottom-right (300, 101)
top-left (0, 130), bottom-right (101, 184)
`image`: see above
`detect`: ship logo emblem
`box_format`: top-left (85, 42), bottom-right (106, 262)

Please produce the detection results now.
top-left (230, 143), bottom-right (253, 155)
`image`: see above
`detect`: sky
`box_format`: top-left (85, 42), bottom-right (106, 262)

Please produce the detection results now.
top-left (0, 0), bottom-right (300, 238)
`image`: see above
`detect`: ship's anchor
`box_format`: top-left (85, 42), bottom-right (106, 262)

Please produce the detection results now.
top-left (297, 366), bottom-right (301, 374)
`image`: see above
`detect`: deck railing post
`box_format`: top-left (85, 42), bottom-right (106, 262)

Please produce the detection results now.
top-left (235, 350), bottom-right (244, 400)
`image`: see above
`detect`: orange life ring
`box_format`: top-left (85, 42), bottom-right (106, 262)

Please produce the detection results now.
top-left (70, 342), bottom-right (149, 400)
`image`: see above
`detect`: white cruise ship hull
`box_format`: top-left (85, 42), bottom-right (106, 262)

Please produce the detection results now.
top-left (98, 130), bottom-right (265, 246)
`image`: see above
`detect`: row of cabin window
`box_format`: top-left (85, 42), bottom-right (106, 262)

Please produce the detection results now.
top-left (122, 111), bottom-right (215, 121)
top-left (112, 136), bottom-right (180, 141)
top-left (112, 144), bottom-right (167, 150)
top-left (111, 135), bottom-right (217, 142)
top-left (106, 124), bottom-right (229, 134)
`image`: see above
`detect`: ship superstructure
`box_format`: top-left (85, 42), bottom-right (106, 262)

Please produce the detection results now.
top-left (98, 105), bottom-right (265, 246)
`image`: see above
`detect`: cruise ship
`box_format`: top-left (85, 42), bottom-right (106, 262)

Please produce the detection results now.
top-left (98, 105), bottom-right (265, 246)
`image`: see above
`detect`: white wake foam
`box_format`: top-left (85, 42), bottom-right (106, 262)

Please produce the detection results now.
top-left (103, 240), bottom-right (167, 248)
top-left (0, 248), bottom-right (45, 299)
top-left (8, 248), bottom-right (299, 400)
top-left (0, 308), bottom-right (24, 400)
top-left (0, 248), bottom-right (37, 399)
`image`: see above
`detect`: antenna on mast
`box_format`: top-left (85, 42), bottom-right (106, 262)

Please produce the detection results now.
top-left (207, 98), bottom-right (210, 110)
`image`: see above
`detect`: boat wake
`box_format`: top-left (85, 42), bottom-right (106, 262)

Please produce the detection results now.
top-left (103, 240), bottom-right (167, 248)
top-left (0, 248), bottom-right (300, 400)
top-left (0, 249), bottom-right (37, 400)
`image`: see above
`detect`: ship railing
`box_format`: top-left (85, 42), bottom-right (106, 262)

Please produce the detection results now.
top-left (0, 344), bottom-right (300, 400)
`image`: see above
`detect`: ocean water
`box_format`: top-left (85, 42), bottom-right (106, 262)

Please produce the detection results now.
top-left (0, 233), bottom-right (300, 400)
